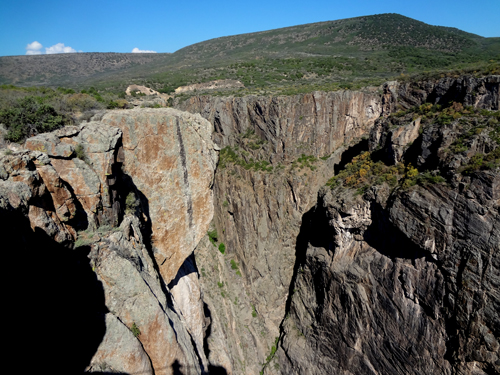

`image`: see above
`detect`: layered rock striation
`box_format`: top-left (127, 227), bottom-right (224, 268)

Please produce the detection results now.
top-left (276, 77), bottom-right (500, 375)
top-left (177, 75), bottom-right (499, 374)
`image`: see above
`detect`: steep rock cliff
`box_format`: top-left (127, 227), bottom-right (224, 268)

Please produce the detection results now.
top-left (276, 78), bottom-right (500, 374)
top-left (1, 75), bottom-right (498, 375)
top-left (100, 108), bottom-right (218, 284)
top-left (176, 75), bottom-right (499, 374)
top-left (177, 90), bottom-right (383, 374)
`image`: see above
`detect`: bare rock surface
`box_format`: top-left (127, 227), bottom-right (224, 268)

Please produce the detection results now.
top-left (86, 312), bottom-right (154, 374)
top-left (178, 90), bottom-right (383, 373)
top-left (88, 215), bottom-right (202, 375)
top-left (1, 108), bottom-right (219, 374)
top-left (275, 77), bottom-right (500, 375)
top-left (178, 76), bottom-right (499, 375)
top-left (101, 108), bottom-right (218, 284)
top-left (178, 90), bottom-right (381, 162)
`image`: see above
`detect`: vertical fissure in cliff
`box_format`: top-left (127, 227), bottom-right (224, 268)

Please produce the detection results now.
top-left (175, 118), bottom-right (194, 231)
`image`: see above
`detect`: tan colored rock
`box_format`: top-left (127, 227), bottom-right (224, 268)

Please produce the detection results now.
top-left (175, 79), bottom-right (244, 94)
top-left (170, 256), bottom-right (209, 371)
top-left (25, 122), bottom-right (122, 226)
top-left (0, 150), bottom-right (77, 244)
top-left (101, 108), bottom-right (218, 283)
top-left (86, 313), bottom-right (154, 374)
top-left (89, 216), bottom-right (202, 375)
top-left (388, 117), bottom-right (421, 163)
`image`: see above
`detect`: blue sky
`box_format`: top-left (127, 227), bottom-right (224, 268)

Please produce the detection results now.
top-left (1, 0), bottom-right (499, 56)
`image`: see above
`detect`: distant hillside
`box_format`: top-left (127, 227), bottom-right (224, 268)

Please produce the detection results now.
top-left (173, 13), bottom-right (478, 62)
top-left (0, 53), bottom-right (172, 87)
top-left (0, 14), bottom-right (498, 92)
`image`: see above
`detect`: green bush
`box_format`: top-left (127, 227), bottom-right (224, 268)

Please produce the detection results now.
top-left (252, 305), bottom-right (257, 318)
top-left (0, 96), bottom-right (65, 142)
top-left (131, 322), bottom-right (141, 338)
top-left (75, 143), bottom-right (87, 161)
top-left (218, 243), bottom-right (226, 254)
top-left (125, 192), bottom-right (139, 213)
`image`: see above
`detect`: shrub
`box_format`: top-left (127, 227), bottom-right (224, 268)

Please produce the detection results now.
top-left (75, 143), bottom-right (87, 162)
top-left (74, 228), bottom-right (94, 248)
top-left (125, 192), bottom-right (139, 213)
top-left (230, 259), bottom-right (239, 271)
top-left (252, 305), bottom-right (257, 318)
top-left (0, 96), bottom-right (65, 142)
top-left (218, 243), bottom-right (226, 254)
top-left (107, 100), bottom-right (120, 109)
top-left (60, 93), bottom-right (103, 112)
top-left (207, 229), bottom-right (218, 246)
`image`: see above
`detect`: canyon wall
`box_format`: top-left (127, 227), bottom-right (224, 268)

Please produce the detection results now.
top-left (177, 75), bottom-right (499, 375)
top-left (1, 75), bottom-right (498, 374)
top-left (177, 90), bottom-right (382, 374)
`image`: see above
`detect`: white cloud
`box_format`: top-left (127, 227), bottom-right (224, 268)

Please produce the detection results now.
top-left (25, 41), bottom-right (79, 55)
top-left (132, 47), bottom-right (157, 53)
top-left (45, 43), bottom-right (77, 54)
top-left (26, 41), bottom-right (43, 55)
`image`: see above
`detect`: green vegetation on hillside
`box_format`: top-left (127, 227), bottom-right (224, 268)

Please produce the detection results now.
top-left (326, 103), bottom-right (500, 193)
top-left (0, 14), bottom-right (498, 98)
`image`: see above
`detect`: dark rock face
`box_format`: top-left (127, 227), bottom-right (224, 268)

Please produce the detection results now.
top-left (178, 90), bottom-right (383, 374)
top-left (178, 75), bottom-right (499, 375)
top-left (381, 75), bottom-right (499, 113)
top-left (177, 90), bottom-right (382, 162)
top-left (275, 77), bottom-right (500, 375)
top-left (279, 175), bottom-right (499, 374)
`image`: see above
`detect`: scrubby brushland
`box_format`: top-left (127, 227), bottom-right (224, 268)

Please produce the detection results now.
top-left (0, 85), bottom-right (131, 142)
top-left (0, 14), bottom-right (499, 96)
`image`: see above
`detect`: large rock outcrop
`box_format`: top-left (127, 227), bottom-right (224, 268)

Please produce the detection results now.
top-left (101, 108), bottom-right (218, 284)
top-left (1, 108), bottom-right (218, 375)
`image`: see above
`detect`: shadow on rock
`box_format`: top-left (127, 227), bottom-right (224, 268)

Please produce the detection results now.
top-left (2, 210), bottom-right (107, 374)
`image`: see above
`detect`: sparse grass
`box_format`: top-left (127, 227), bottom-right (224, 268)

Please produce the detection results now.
top-left (218, 145), bottom-right (273, 172)
top-left (131, 322), bottom-right (141, 338)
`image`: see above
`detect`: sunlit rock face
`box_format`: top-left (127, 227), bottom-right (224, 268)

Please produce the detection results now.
top-left (101, 108), bottom-right (218, 284)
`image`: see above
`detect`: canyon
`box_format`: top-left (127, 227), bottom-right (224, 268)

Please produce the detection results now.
top-left (1, 75), bottom-right (499, 375)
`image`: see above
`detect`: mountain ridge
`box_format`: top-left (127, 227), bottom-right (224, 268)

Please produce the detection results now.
top-left (0, 13), bottom-right (498, 90)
